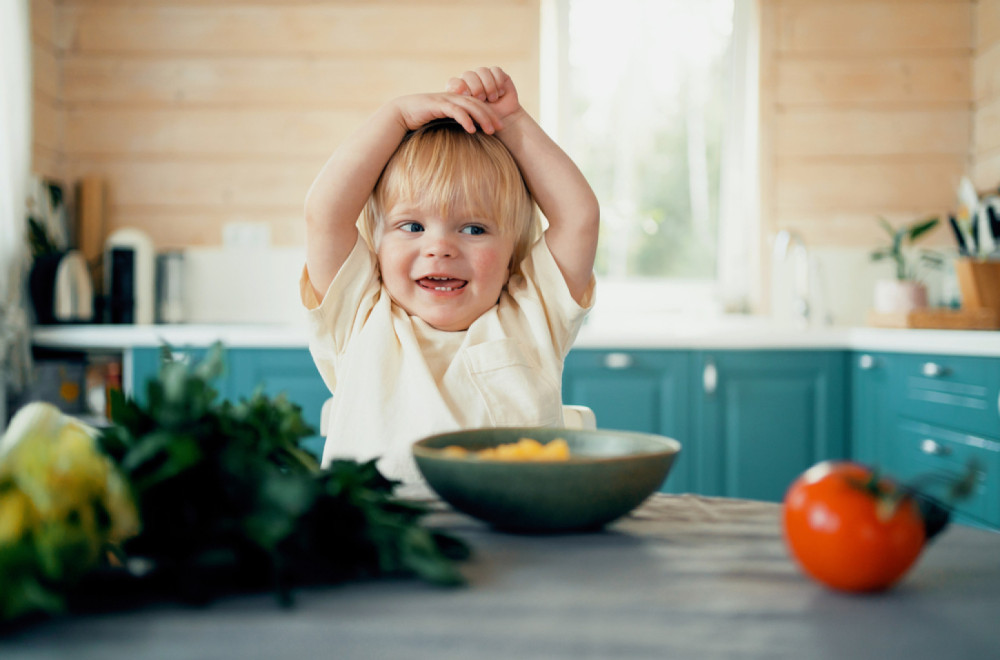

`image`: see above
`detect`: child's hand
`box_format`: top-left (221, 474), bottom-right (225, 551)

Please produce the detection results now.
top-left (446, 67), bottom-right (524, 127)
top-left (392, 91), bottom-right (502, 135)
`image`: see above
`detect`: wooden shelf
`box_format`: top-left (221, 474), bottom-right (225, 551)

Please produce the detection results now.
top-left (868, 308), bottom-right (1000, 330)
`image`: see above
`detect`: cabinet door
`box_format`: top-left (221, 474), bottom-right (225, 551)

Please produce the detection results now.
top-left (227, 348), bottom-right (330, 459)
top-left (694, 350), bottom-right (848, 502)
top-left (562, 350), bottom-right (691, 492)
top-left (850, 351), bottom-right (892, 467)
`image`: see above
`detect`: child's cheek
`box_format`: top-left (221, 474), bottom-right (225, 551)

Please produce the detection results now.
top-left (476, 246), bottom-right (513, 283)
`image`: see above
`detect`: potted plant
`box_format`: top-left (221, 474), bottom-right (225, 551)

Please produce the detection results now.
top-left (869, 216), bottom-right (943, 314)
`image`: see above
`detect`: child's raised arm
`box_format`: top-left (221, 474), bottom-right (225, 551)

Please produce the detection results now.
top-left (446, 67), bottom-right (600, 304)
top-left (304, 92), bottom-right (504, 301)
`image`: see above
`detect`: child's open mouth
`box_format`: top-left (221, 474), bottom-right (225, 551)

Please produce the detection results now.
top-left (417, 276), bottom-right (468, 292)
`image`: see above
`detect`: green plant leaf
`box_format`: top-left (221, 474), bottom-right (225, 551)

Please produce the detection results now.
top-left (920, 251), bottom-right (945, 267)
top-left (871, 215), bottom-right (944, 281)
top-left (26, 217), bottom-right (59, 259)
top-left (907, 217), bottom-right (939, 241)
top-left (891, 227), bottom-right (904, 256)
top-left (877, 216), bottom-right (895, 238)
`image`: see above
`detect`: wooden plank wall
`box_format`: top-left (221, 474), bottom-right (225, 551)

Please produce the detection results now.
top-left (974, 0), bottom-right (1000, 192)
top-left (31, 0), bottom-right (994, 259)
top-left (35, 0), bottom-right (540, 249)
top-left (759, 0), bottom-right (975, 249)
top-left (31, 0), bottom-right (64, 182)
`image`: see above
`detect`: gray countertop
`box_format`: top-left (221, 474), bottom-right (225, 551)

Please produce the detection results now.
top-left (30, 320), bottom-right (1000, 356)
top-left (3, 494), bottom-right (998, 659)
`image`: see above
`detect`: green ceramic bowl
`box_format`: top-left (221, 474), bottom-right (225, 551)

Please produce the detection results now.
top-left (412, 427), bottom-right (681, 532)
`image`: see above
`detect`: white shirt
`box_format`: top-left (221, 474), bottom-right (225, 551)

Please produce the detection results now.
top-left (300, 235), bottom-right (594, 484)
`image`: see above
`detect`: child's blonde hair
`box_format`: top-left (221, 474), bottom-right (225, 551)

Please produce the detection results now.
top-left (360, 120), bottom-right (539, 275)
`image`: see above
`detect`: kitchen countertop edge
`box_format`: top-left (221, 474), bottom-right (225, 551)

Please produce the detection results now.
top-left (29, 323), bottom-right (1000, 357)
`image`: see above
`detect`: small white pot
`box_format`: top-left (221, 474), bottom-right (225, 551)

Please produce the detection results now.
top-left (873, 279), bottom-right (928, 314)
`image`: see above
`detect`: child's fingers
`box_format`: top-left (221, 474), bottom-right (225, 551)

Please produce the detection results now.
top-left (444, 105), bottom-right (477, 133)
top-left (472, 66), bottom-right (503, 102)
top-left (455, 70), bottom-right (492, 103)
top-left (452, 67), bottom-right (510, 104)
top-left (486, 66), bottom-right (511, 97)
top-left (445, 77), bottom-right (470, 96)
top-left (445, 95), bottom-right (501, 134)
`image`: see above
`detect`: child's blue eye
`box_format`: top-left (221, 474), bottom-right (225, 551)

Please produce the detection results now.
top-left (460, 225), bottom-right (486, 236)
top-left (400, 222), bottom-right (424, 233)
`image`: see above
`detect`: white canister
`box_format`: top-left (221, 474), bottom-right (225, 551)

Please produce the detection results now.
top-left (156, 251), bottom-right (185, 324)
top-left (873, 279), bottom-right (928, 314)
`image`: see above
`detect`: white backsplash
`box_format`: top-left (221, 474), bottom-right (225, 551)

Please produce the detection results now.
top-left (806, 247), bottom-right (960, 327)
top-left (181, 246), bottom-right (309, 325)
top-left (173, 245), bottom-right (961, 329)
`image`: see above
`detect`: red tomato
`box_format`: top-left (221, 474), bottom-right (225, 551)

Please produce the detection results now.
top-left (782, 461), bottom-right (926, 592)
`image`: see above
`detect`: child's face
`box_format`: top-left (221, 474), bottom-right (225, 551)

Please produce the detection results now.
top-left (377, 200), bottom-right (515, 332)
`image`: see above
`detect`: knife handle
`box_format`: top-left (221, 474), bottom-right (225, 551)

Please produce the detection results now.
top-left (988, 204), bottom-right (1000, 242)
top-left (970, 211), bottom-right (980, 252)
top-left (948, 215), bottom-right (968, 256)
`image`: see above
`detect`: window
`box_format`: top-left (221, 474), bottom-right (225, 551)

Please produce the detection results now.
top-left (542, 0), bottom-right (759, 314)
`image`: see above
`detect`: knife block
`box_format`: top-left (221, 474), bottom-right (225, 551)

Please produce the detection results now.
top-left (955, 258), bottom-right (1000, 312)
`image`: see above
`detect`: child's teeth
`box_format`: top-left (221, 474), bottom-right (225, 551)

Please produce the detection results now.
top-left (421, 276), bottom-right (464, 292)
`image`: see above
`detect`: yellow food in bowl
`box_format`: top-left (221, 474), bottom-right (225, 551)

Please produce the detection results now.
top-left (441, 437), bottom-right (570, 462)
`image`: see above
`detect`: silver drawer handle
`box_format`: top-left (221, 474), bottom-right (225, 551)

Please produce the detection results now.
top-left (858, 354), bottom-right (876, 370)
top-left (603, 352), bottom-right (633, 369)
top-left (920, 439), bottom-right (951, 457)
top-left (703, 359), bottom-right (718, 395)
top-left (921, 362), bottom-right (948, 378)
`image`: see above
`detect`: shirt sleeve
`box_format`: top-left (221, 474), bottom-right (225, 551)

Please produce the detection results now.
top-left (508, 235), bottom-right (596, 357)
top-left (299, 235), bottom-right (381, 357)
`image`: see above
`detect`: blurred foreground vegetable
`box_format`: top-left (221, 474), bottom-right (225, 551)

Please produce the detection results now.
top-left (782, 460), bottom-right (979, 592)
top-left (98, 344), bottom-right (469, 604)
top-left (0, 402), bottom-right (138, 621)
top-left (1, 345), bottom-right (468, 627)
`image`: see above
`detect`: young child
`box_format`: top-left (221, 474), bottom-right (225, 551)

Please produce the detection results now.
top-left (301, 66), bottom-right (599, 483)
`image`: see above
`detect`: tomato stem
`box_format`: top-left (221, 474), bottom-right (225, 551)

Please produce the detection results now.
top-left (902, 459), bottom-right (981, 503)
top-left (846, 460), bottom-right (983, 534)
top-left (900, 459), bottom-right (983, 541)
top-left (849, 468), bottom-right (906, 521)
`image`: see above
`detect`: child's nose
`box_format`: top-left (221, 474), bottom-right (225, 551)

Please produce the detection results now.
top-left (424, 233), bottom-right (456, 258)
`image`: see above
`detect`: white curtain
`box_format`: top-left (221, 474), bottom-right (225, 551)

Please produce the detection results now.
top-left (716, 0), bottom-right (760, 313)
top-left (0, 0), bottom-right (34, 432)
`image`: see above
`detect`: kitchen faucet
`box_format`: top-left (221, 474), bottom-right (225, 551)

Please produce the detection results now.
top-left (772, 229), bottom-right (811, 325)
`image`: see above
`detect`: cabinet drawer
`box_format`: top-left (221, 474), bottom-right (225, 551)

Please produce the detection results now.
top-left (892, 418), bottom-right (1000, 529)
top-left (891, 353), bottom-right (1000, 437)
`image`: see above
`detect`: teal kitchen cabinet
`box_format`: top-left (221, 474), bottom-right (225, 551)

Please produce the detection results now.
top-left (853, 351), bottom-right (1000, 529)
top-left (129, 346), bottom-right (329, 459)
top-left (226, 349), bottom-right (329, 459)
top-left (692, 350), bottom-right (849, 502)
top-left (562, 350), bottom-right (693, 492)
top-left (891, 352), bottom-right (1000, 439)
top-left (563, 349), bottom-right (848, 500)
top-left (129, 346), bottom-right (218, 403)
top-left (851, 352), bottom-right (893, 467)
top-left (892, 418), bottom-right (1000, 529)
